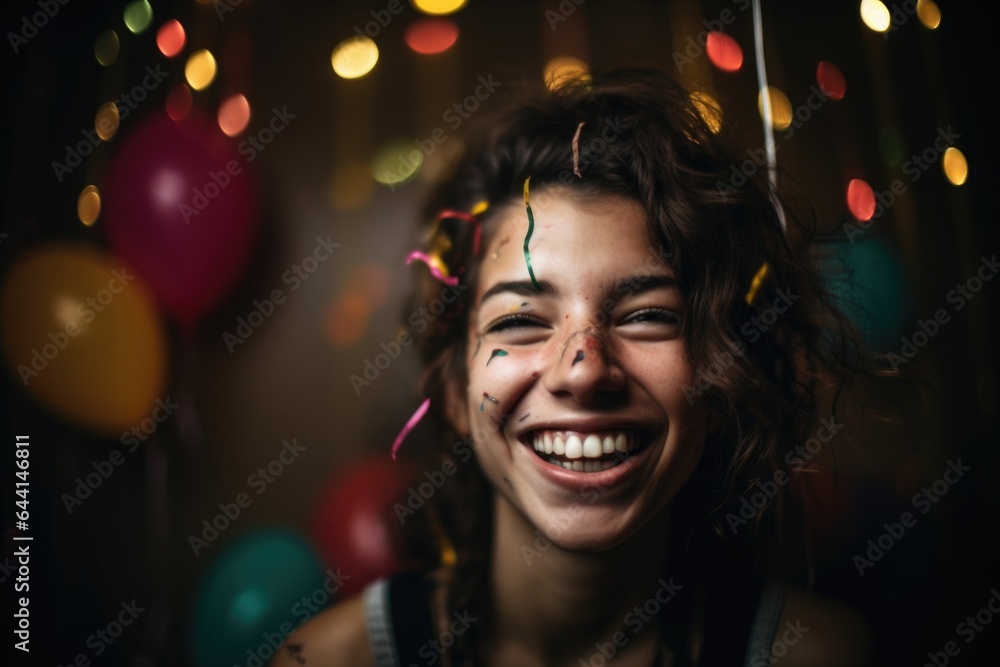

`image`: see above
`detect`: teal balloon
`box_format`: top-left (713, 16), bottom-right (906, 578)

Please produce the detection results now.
top-left (822, 236), bottom-right (912, 352)
top-left (189, 529), bottom-right (328, 667)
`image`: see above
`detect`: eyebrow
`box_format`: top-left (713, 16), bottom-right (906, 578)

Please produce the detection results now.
top-left (606, 274), bottom-right (679, 296)
top-left (479, 274), bottom-right (678, 306)
top-left (480, 280), bottom-right (558, 304)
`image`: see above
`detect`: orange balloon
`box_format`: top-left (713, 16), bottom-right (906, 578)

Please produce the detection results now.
top-left (0, 244), bottom-right (169, 436)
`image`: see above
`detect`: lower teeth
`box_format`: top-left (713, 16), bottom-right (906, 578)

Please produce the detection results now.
top-left (544, 452), bottom-right (631, 472)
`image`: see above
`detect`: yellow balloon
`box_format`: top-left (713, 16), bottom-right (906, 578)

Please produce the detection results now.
top-left (0, 244), bottom-right (169, 436)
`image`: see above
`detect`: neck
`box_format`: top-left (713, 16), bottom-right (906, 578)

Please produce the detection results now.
top-left (486, 494), bottom-right (675, 665)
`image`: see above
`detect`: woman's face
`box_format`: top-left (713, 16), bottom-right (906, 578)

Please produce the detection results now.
top-left (462, 187), bottom-right (709, 551)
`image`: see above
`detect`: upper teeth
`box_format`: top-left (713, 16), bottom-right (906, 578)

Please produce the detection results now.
top-left (532, 431), bottom-right (638, 459)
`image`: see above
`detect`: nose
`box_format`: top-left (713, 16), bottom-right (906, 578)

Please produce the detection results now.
top-left (542, 329), bottom-right (626, 403)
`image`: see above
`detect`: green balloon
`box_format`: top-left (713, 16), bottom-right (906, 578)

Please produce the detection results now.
top-left (821, 235), bottom-right (912, 353)
top-left (189, 529), bottom-right (329, 667)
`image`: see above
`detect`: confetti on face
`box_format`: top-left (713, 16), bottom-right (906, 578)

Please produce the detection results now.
top-left (487, 349), bottom-right (508, 365)
top-left (560, 328), bottom-right (602, 359)
top-left (522, 176), bottom-right (541, 289)
top-left (492, 236), bottom-right (510, 262)
top-left (572, 350), bottom-right (585, 365)
top-left (518, 412), bottom-right (531, 422)
top-left (745, 262), bottom-right (771, 305)
top-left (480, 391), bottom-right (500, 411)
top-left (572, 121), bottom-right (585, 178)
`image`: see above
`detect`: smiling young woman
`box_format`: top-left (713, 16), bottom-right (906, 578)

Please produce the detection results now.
top-left (270, 66), bottom-right (874, 666)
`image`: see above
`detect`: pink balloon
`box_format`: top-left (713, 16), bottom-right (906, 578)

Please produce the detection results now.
top-left (104, 111), bottom-right (257, 327)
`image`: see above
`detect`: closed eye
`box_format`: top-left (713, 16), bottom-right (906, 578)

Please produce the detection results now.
top-left (485, 313), bottom-right (546, 334)
top-left (620, 308), bottom-right (682, 326)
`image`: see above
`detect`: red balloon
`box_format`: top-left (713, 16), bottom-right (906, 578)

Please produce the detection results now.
top-left (104, 111), bottom-right (257, 328)
top-left (310, 457), bottom-right (413, 597)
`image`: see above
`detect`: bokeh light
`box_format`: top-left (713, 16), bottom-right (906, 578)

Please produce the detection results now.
top-left (94, 30), bottom-right (120, 67)
top-left (94, 102), bottom-right (120, 141)
top-left (690, 91), bottom-right (723, 133)
top-left (329, 163), bottom-right (375, 211)
top-left (77, 185), bottom-right (101, 227)
top-left (706, 32), bottom-right (743, 72)
top-left (860, 0), bottom-right (891, 32)
top-left (325, 293), bottom-right (371, 347)
top-left (185, 49), bottom-right (217, 91)
top-left (331, 36), bottom-right (379, 79)
top-left (165, 84), bottom-right (193, 121)
top-left (943, 147), bottom-right (968, 185)
top-left (757, 86), bottom-right (793, 130)
top-left (543, 56), bottom-right (590, 91)
top-left (123, 0), bottom-right (153, 35)
top-left (816, 61), bottom-right (846, 101)
top-left (218, 93), bottom-right (251, 137)
top-left (411, 0), bottom-right (468, 16)
top-left (325, 263), bottom-right (392, 347)
top-left (847, 178), bottom-right (876, 221)
top-left (917, 0), bottom-right (941, 29)
top-left (404, 18), bottom-right (459, 54)
top-left (156, 19), bottom-right (186, 58)
top-left (372, 140), bottom-right (423, 187)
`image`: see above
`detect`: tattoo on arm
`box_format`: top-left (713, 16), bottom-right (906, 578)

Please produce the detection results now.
top-left (286, 643), bottom-right (306, 664)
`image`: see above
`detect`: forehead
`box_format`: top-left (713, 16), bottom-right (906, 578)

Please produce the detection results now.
top-left (476, 188), bottom-right (665, 297)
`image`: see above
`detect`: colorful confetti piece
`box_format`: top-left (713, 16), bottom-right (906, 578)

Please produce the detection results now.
top-left (480, 391), bottom-right (500, 411)
top-left (391, 397), bottom-right (431, 460)
top-left (487, 349), bottom-right (508, 365)
top-left (572, 121), bottom-right (585, 178)
top-left (745, 262), bottom-right (771, 305)
top-left (406, 250), bottom-right (459, 286)
top-left (572, 350), bottom-right (585, 365)
top-left (522, 176), bottom-right (540, 289)
top-left (492, 236), bottom-right (510, 262)
top-left (436, 209), bottom-right (482, 255)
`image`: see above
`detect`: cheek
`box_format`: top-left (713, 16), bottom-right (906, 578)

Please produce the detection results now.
top-left (468, 345), bottom-right (542, 418)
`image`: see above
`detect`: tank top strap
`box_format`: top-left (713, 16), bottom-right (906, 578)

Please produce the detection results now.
top-left (741, 577), bottom-right (788, 667)
top-left (697, 568), bottom-right (766, 665)
top-left (362, 570), bottom-right (435, 667)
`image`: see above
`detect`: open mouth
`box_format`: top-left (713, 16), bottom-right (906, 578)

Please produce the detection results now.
top-left (528, 430), bottom-right (648, 472)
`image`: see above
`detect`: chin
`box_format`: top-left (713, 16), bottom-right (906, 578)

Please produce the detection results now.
top-left (525, 497), bottom-right (669, 553)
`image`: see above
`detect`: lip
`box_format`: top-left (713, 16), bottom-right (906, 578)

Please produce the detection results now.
top-left (515, 422), bottom-right (658, 493)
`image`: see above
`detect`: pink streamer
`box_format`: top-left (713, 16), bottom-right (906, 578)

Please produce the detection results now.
top-left (406, 250), bottom-right (459, 286)
top-left (391, 398), bottom-right (431, 460)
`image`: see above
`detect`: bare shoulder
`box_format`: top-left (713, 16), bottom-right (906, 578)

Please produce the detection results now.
top-left (767, 584), bottom-right (872, 667)
top-left (268, 593), bottom-right (373, 667)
